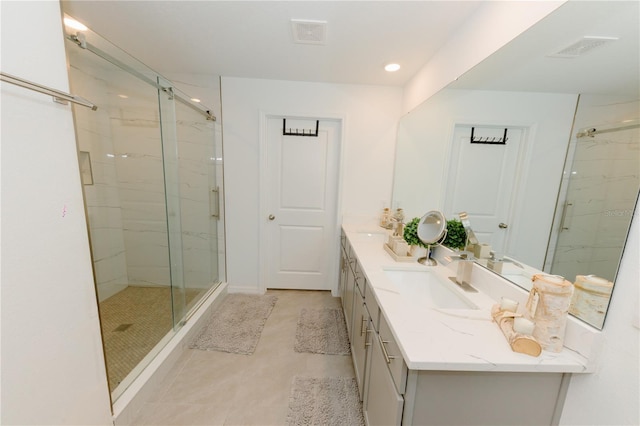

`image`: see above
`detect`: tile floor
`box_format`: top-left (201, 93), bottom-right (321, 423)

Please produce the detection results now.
top-left (100, 286), bottom-right (204, 391)
top-left (132, 290), bottom-right (357, 425)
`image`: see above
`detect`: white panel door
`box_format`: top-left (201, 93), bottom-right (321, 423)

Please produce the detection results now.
top-left (266, 118), bottom-right (340, 290)
top-left (444, 125), bottom-right (524, 254)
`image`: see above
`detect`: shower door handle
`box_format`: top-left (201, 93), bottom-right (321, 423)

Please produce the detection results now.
top-left (559, 201), bottom-right (573, 231)
top-left (210, 187), bottom-right (220, 219)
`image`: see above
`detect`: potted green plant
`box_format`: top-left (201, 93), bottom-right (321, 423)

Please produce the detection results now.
top-left (442, 219), bottom-right (467, 250)
top-left (403, 217), bottom-right (429, 258)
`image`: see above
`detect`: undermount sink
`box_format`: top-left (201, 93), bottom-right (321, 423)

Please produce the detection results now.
top-left (354, 231), bottom-right (387, 242)
top-left (383, 269), bottom-right (478, 310)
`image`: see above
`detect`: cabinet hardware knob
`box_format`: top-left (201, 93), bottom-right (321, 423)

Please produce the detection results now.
top-left (499, 222), bottom-right (508, 229)
top-left (268, 214), bottom-right (276, 221)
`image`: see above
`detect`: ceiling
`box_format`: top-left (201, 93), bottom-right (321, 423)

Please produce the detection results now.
top-left (61, 1), bottom-right (481, 87)
top-left (61, 1), bottom-right (639, 96)
top-left (450, 0), bottom-right (640, 96)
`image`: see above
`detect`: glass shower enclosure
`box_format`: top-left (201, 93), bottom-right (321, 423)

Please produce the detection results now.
top-left (63, 16), bottom-right (225, 400)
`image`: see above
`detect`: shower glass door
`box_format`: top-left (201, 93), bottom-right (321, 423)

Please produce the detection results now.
top-left (67, 40), bottom-right (178, 397)
top-left (64, 16), bottom-right (224, 401)
top-left (158, 77), bottom-right (222, 321)
top-left (550, 124), bottom-right (640, 282)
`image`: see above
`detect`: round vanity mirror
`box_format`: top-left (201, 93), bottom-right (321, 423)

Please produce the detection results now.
top-left (417, 210), bottom-right (447, 265)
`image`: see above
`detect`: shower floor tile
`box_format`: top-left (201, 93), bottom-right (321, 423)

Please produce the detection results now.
top-left (100, 286), bottom-right (204, 391)
top-left (131, 289), bottom-right (355, 426)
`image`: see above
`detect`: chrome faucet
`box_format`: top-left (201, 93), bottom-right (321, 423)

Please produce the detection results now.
top-left (446, 253), bottom-right (478, 293)
top-left (487, 251), bottom-right (524, 273)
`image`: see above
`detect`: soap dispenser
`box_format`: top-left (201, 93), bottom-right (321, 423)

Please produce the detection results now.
top-left (487, 251), bottom-right (504, 273)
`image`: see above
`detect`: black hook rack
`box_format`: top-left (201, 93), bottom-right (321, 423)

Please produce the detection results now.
top-left (283, 119), bottom-right (319, 137)
top-left (470, 127), bottom-right (508, 145)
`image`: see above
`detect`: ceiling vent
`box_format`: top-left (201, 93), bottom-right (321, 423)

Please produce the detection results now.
top-left (548, 36), bottom-right (618, 58)
top-left (291, 19), bottom-right (327, 45)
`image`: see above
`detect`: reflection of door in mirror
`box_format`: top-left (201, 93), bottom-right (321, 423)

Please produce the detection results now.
top-left (548, 124), bottom-right (640, 282)
top-left (443, 125), bottom-right (525, 255)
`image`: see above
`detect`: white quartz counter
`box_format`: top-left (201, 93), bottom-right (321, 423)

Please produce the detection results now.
top-left (342, 223), bottom-right (592, 373)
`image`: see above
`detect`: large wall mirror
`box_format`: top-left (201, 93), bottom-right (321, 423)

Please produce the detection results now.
top-left (392, 1), bottom-right (639, 329)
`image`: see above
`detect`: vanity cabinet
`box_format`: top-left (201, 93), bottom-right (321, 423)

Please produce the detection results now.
top-left (340, 227), bottom-right (576, 426)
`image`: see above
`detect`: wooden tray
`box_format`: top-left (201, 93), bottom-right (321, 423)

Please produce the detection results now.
top-left (383, 243), bottom-right (415, 262)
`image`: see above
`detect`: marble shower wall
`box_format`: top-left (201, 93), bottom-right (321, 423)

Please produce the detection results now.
top-left (70, 64), bottom-right (130, 301)
top-left (174, 102), bottom-right (220, 290)
top-left (109, 86), bottom-right (172, 289)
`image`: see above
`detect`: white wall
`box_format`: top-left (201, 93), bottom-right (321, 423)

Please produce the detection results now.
top-left (402, 1), bottom-right (565, 113)
top-left (0, 1), bottom-right (112, 424)
top-left (393, 89), bottom-right (578, 268)
top-left (221, 77), bottom-right (402, 292)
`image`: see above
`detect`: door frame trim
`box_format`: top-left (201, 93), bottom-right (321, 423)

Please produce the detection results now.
top-left (258, 111), bottom-right (346, 295)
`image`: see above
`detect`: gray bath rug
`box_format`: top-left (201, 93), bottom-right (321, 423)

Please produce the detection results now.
top-left (286, 376), bottom-right (365, 426)
top-left (294, 308), bottom-right (350, 355)
top-left (189, 293), bottom-right (277, 355)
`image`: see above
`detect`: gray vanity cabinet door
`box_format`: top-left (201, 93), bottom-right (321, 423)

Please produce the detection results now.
top-left (352, 289), bottom-right (369, 401)
top-left (339, 247), bottom-right (348, 304)
top-left (343, 258), bottom-right (356, 340)
top-left (365, 330), bottom-right (404, 426)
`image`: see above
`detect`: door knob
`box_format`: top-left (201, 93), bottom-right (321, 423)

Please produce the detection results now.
top-left (499, 222), bottom-right (508, 229)
top-left (268, 214), bottom-right (275, 221)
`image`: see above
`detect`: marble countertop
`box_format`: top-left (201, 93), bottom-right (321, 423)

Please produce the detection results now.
top-left (342, 222), bottom-right (591, 373)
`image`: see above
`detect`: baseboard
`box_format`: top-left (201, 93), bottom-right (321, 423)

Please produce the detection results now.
top-left (227, 284), bottom-right (265, 295)
top-left (112, 282), bottom-right (228, 425)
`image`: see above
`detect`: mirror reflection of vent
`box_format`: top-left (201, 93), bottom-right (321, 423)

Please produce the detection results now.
top-left (291, 19), bottom-right (327, 45)
top-left (548, 36), bottom-right (618, 58)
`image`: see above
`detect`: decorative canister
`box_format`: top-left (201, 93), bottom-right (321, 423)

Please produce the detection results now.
top-left (525, 274), bottom-right (574, 352)
top-left (380, 208), bottom-right (391, 228)
top-left (569, 275), bottom-right (613, 329)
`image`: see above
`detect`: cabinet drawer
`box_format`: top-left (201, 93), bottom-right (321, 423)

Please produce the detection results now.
top-left (379, 314), bottom-right (407, 395)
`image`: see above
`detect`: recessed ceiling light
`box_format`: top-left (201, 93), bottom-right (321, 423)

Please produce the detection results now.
top-left (384, 63), bottom-right (401, 72)
top-left (191, 98), bottom-right (201, 103)
top-left (64, 17), bottom-right (88, 32)
top-left (118, 94), bottom-right (128, 99)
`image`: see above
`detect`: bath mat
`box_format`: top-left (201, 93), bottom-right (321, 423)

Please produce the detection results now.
top-left (294, 308), bottom-right (350, 355)
top-left (189, 293), bottom-right (277, 355)
top-left (286, 376), bottom-right (364, 426)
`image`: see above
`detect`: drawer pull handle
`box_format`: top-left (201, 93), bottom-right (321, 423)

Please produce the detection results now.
top-left (365, 327), bottom-right (372, 348)
top-left (360, 316), bottom-right (367, 336)
top-left (379, 335), bottom-right (397, 364)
